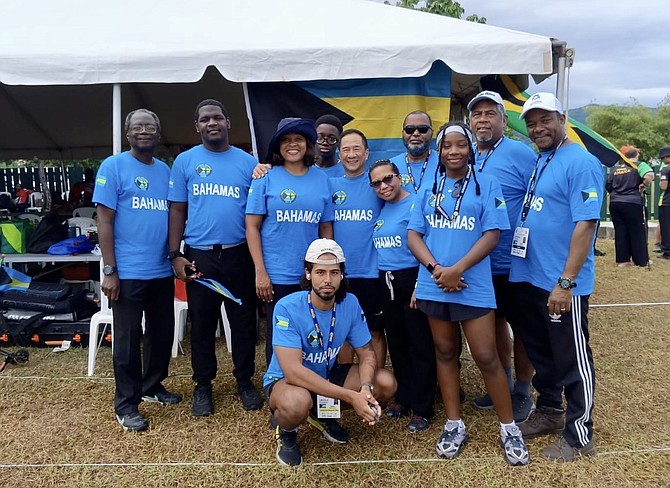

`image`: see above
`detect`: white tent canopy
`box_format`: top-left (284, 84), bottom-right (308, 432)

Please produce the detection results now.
top-left (0, 0), bottom-right (556, 159)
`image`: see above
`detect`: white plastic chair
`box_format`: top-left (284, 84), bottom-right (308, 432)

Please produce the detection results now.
top-left (67, 217), bottom-right (96, 234)
top-left (27, 191), bottom-right (43, 212)
top-left (87, 259), bottom-right (113, 376)
top-left (73, 207), bottom-right (96, 219)
top-left (17, 213), bottom-right (41, 222)
top-left (172, 298), bottom-right (189, 357)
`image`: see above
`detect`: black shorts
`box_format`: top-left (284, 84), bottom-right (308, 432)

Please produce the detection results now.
top-left (348, 277), bottom-right (384, 331)
top-left (492, 274), bottom-right (514, 319)
top-left (264, 363), bottom-right (353, 406)
top-left (416, 299), bottom-right (491, 322)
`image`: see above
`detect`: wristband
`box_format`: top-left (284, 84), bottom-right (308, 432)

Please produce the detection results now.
top-left (167, 250), bottom-right (184, 261)
top-left (425, 262), bottom-right (438, 273)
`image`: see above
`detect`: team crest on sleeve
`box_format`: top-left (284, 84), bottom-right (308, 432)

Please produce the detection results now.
top-left (332, 190), bottom-right (347, 205)
top-left (495, 197), bottom-right (507, 208)
top-left (134, 176), bottom-right (149, 191)
top-left (275, 315), bottom-right (290, 329)
top-left (373, 219), bottom-right (384, 232)
top-left (195, 164), bottom-right (212, 178)
top-left (96, 176), bottom-right (106, 186)
top-left (400, 174), bottom-right (412, 186)
top-left (581, 188), bottom-right (599, 203)
top-left (280, 189), bottom-right (297, 204)
top-left (307, 330), bottom-right (320, 348)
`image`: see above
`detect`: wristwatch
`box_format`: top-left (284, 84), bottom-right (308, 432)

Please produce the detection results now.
top-left (557, 277), bottom-right (577, 290)
top-left (425, 262), bottom-right (438, 273)
top-left (360, 382), bottom-right (374, 394)
top-left (167, 250), bottom-right (184, 261)
top-left (102, 265), bottom-right (117, 276)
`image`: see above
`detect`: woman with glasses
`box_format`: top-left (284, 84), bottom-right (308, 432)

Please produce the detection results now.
top-left (314, 115), bottom-right (345, 178)
top-left (369, 160), bottom-right (436, 433)
top-left (407, 122), bottom-right (529, 466)
top-left (246, 118), bottom-right (334, 365)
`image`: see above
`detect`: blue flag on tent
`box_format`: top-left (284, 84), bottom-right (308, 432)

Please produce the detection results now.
top-left (246, 61), bottom-right (452, 164)
top-left (194, 278), bottom-right (242, 305)
top-left (0, 265), bottom-right (32, 292)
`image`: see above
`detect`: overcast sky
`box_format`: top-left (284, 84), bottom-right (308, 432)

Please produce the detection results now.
top-left (376, 0), bottom-right (669, 108)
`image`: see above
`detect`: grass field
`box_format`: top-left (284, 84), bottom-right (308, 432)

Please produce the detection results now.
top-left (0, 239), bottom-right (669, 487)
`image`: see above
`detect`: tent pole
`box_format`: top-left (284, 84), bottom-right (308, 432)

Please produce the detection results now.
top-left (552, 40), bottom-right (567, 110)
top-left (113, 84), bottom-right (122, 155)
top-left (242, 82), bottom-right (259, 160)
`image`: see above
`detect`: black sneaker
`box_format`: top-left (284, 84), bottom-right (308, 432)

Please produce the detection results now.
top-left (307, 415), bottom-right (349, 444)
top-left (385, 403), bottom-right (409, 419)
top-left (238, 383), bottom-right (264, 411)
top-left (192, 384), bottom-right (213, 417)
top-left (142, 387), bottom-right (183, 405)
top-left (511, 393), bottom-right (535, 423)
top-left (116, 411), bottom-right (148, 432)
top-left (274, 425), bottom-right (302, 466)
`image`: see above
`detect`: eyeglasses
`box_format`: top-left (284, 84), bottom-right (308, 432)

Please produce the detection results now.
top-left (403, 125), bottom-right (432, 135)
top-left (129, 124), bottom-right (158, 134)
top-left (316, 135), bottom-right (339, 145)
top-left (370, 174), bottom-right (398, 189)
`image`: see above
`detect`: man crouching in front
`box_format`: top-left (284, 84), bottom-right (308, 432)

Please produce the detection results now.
top-left (263, 238), bottom-right (397, 466)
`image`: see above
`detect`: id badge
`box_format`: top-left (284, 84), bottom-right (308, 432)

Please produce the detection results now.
top-left (511, 226), bottom-right (530, 258)
top-left (316, 395), bottom-right (341, 419)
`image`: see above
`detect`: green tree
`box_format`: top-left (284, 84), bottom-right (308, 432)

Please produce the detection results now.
top-left (586, 98), bottom-right (670, 163)
top-left (395, 0), bottom-right (486, 23)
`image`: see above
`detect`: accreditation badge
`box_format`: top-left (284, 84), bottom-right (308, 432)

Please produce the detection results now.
top-left (511, 226), bottom-right (530, 258)
top-left (316, 395), bottom-right (341, 419)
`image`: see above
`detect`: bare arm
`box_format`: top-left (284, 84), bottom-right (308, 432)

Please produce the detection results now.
top-left (547, 219), bottom-right (598, 315)
top-left (319, 221), bottom-right (333, 239)
top-left (168, 201), bottom-right (193, 280)
top-left (245, 214), bottom-right (273, 302)
top-left (96, 205), bottom-right (120, 301)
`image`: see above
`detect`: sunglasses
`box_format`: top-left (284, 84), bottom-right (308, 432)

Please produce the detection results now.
top-left (403, 125), bottom-right (432, 135)
top-left (370, 174), bottom-right (398, 189)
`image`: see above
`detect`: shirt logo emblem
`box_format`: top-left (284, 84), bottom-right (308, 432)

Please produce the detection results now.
top-left (307, 330), bottom-right (320, 348)
top-left (373, 219), bottom-right (384, 232)
top-left (280, 189), bottom-right (297, 204)
top-left (332, 190), bottom-right (347, 205)
top-left (195, 164), bottom-right (212, 178)
top-left (134, 176), bottom-right (149, 191)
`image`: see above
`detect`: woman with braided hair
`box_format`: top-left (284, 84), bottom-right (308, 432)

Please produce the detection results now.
top-left (407, 121), bottom-right (529, 465)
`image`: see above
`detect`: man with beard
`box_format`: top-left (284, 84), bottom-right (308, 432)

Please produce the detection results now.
top-left (263, 238), bottom-right (396, 466)
top-left (94, 108), bottom-right (179, 432)
top-left (391, 111), bottom-right (439, 194)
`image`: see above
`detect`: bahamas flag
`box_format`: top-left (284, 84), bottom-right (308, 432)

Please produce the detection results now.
top-left (0, 265), bottom-right (31, 292)
top-left (480, 75), bottom-right (626, 168)
top-left (246, 62), bottom-right (452, 164)
top-left (195, 278), bottom-right (242, 305)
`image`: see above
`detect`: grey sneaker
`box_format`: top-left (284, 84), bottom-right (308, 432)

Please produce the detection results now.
top-left (472, 393), bottom-right (494, 410)
top-left (541, 436), bottom-right (596, 462)
top-left (274, 425), bottom-right (302, 466)
top-left (435, 422), bottom-right (467, 459)
top-left (518, 406), bottom-right (565, 439)
top-left (511, 393), bottom-right (535, 423)
top-left (500, 425), bottom-right (530, 466)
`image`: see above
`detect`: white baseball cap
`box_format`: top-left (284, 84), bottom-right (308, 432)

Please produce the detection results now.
top-left (520, 92), bottom-right (564, 120)
top-left (305, 238), bottom-right (345, 264)
top-left (467, 90), bottom-right (504, 111)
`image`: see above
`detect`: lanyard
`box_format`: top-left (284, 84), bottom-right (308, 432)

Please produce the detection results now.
top-left (519, 136), bottom-right (567, 225)
top-left (307, 293), bottom-right (337, 380)
top-left (435, 166), bottom-right (471, 221)
top-left (405, 151), bottom-right (430, 193)
top-left (477, 136), bottom-right (504, 173)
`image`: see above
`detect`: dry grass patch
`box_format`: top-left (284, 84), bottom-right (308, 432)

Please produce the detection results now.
top-left (0, 239), bottom-right (669, 487)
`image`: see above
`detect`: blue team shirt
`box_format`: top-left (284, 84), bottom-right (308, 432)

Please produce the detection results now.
top-left (246, 166), bottom-right (334, 284)
top-left (509, 144), bottom-right (604, 295)
top-left (390, 150), bottom-right (440, 194)
top-left (373, 194), bottom-right (418, 271)
top-left (168, 145), bottom-right (257, 246)
top-left (93, 151), bottom-right (172, 280)
top-left (329, 174), bottom-right (383, 278)
top-left (315, 163), bottom-right (345, 178)
top-left (408, 171), bottom-right (510, 308)
top-left (263, 291), bottom-right (372, 387)
top-left (475, 137), bottom-right (537, 275)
